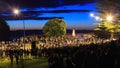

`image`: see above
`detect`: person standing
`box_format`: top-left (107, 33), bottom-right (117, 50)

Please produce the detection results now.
top-left (9, 49), bottom-right (14, 64)
top-left (14, 49), bottom-right (19, 64)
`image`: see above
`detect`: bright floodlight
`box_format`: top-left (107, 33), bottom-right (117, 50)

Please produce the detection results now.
top-left (107, 15), bottom-right (113, 22)
top-left (95, 16), bottom-right (100, 20)
top-left (90, 13), bottom-right (94, 17)
top-left (13, 9), bottom-right (19, 15)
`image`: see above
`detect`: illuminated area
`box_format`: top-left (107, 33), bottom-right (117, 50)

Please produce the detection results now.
top-left (72, 29), bottom-right (76, 36)
top-left (0, 0), bottom-right (120, 68)
top-left (106, 15), bottom-right (113, 22)
top-left (95, 16), bottom-right (100, 20)
top-left (13, 9), bottom-right (19, 15)
top-left (90, 13), bottom-right (94, 17)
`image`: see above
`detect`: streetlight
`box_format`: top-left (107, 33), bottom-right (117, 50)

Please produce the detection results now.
top-left (13, 9), bottom-right (19, 15)
top-left (90, 13), bottom-right (101, 21)
top-left (13, 9), bottom-right (26, 50)
top-left (90, 13), bottom-right (113, 22)
top-left (90, 13), bottom-right (94, 17)
top-left (95, 16), bottom-right (100, 21)
top-left (106, 15), bottom-right (113, 22)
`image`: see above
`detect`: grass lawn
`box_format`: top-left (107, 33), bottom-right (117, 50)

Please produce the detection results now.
top-left (0, 57), bottom-right (48, 68)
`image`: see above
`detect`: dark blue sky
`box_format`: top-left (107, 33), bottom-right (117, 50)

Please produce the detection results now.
top-left (0, 0), bottom-right (98, 30)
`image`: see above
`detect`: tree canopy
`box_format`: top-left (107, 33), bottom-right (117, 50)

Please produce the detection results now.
top-left (95, 23), bottom-right (111, 39)
top-left (43, 18), bottom-right (66, 37)
top-left (94, 0), bottom-right (120, 39)
top-left (0, 18), bottom-right (10, 41)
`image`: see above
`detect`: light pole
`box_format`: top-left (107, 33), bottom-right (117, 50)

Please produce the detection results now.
top-left (13, 9), bottom-right (26, 50)
top-left (23, 20), bottom-right (26, 50)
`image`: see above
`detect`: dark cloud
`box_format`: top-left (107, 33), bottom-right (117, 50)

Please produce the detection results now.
top-left (22, 10), bottom-right (92, 14)
top-left (19, 0), bottom-right (95, 8)
top-left (0, 0), bottom-right (94, 20)
top-left (1, 15), bottom-right (64, 20)
top-left (0, 0), bottom-right (95, 9)
top-left (0, 9), bottom-right (92, 20)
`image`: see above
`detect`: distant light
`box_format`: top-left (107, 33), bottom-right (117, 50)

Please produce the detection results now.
top-left (72, 29), bottom-right (75, 37)
top-left (90, 13), bottom-right (94, 17)
top-left (112, 38), bottom-right (116, 41)
top-left (106, 39), bottom-right (110, 42)
top-left (95, 16), bottom-right (100, 20)
top-left (13, 9), bottom-right (19, 15)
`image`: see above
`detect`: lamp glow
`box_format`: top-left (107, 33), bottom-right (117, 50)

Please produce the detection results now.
top-left (90, 13), bottom-right (94, 17)
top-left (107, 15), bottom-right (113, 22)
top-left (95, 16), bottom-right (100, 20)
top-left (13, 9), bottom-right (19, 15)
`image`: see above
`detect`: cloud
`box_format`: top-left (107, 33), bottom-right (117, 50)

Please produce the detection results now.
top-left (23, 10), bottom-right (92, 13)
top-left (0, 0), bottom-right (95, 9)
top-left (1, 15), bottom-right (64, 20)
top-left (19, 0), bottom-right (95, 8)
top-left (0, 9), bottom-right (92, 20)
top-left (0, 0), bottom-right (94, 20)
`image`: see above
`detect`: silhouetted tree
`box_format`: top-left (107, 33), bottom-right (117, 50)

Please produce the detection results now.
top-left (95, 23), bottom-right (111, 39)
top-left (43, 18), bottom-right (66, 37)
top-left (0, 18), bottom-right (10, 41)
top-left (95, 0), bottom-right (120, 39)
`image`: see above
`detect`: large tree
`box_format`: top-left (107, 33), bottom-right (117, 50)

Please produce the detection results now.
top-left (43, 18), bottom-right (66, 37)
top-left (95, 0), bottom-right (120, 39)
top-left (0, 18), bottom-right (10, 41)
top-left (95, 23), bottom-right (111, 39)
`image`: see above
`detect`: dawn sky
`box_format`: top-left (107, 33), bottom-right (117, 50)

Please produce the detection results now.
top-left (0, 0), bottom-right (98, 30)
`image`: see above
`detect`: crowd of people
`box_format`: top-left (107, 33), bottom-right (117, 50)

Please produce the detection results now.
top-left (44, 39), bottom-right (120, 68)
top-left (0, 49), bottom-right (30, 65)
top-left (22, 34), bottom-right (108, 49)
top-left (0, 35), bottom-right (120, 68)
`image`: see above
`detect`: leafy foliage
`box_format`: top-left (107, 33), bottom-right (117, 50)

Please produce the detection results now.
top-left (43, 18), bottom-right (66, 37)
top-left (95, 22), bottom-right (120, 39)
top-left (0, 18), bottom-right (10, 41)
top-left (94, 23), bottom-right (111, 39)
top-left (95, 0), bottom-right (120, 39)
